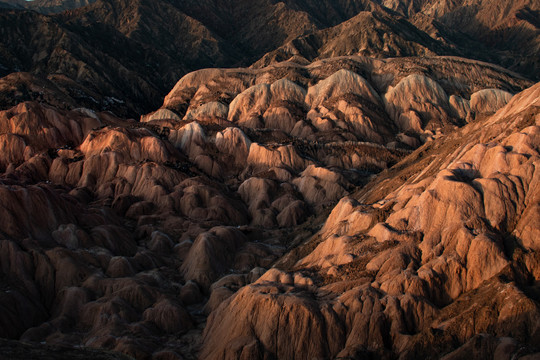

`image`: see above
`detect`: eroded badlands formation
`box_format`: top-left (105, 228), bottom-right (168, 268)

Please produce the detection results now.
top-left (0, 55), bottom-right (538, 359)
top-left (0, 0), bottom-right (538, 119)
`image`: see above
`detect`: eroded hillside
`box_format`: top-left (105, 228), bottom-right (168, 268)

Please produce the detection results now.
top-left (0, 54), bottom-right (537, 359)
top-left (0, 0), bottom-right (537, 118)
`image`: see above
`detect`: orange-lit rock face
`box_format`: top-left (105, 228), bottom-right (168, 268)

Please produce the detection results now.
top-left (0, 42), bottom-right (538, 360)
top-left (200, 83), bottom-right (540, 359)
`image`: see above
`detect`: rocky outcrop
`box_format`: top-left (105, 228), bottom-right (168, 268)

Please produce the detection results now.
top-left (180, 227), bottom-right (248, 289)
top-left (238, 177), bottom-right (307, 227)
top-left (185, 102), bottom-right (228, 121)
top-left (469, 88), bottom-right (514, 119)
top-left (228, 79), bottom-right (306, 126)
top-left (0, 101), bottom-right (100, 151)
top-left (159, 56), bottom-right (529, 148)
top-left (293, 165), bottom-right (349, 205)
top-left (306, 69), bottom-right (380, 108)
top-left (140, 109), bottom-right (181, 123)
top-left (384, 73), bottom-right (453, 132)
top-left (246, 143), bottom-right (308, 173)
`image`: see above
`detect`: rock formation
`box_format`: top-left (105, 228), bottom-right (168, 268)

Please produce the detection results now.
top-left (0, 0), bottom-right (537, 117)
top-left (0, 1), bottom-right (538, 359)
top-left (201, 79), bottom-right (540, 360)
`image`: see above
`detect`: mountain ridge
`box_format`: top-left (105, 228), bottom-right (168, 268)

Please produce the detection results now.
top-left (0, 0), bottom-right (537, 117)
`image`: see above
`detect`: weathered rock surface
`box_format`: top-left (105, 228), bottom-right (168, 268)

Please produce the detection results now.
top-left (0, 36), bottom-right (537, 360)
top-left (200, 82), bottom-right (540, 359)
top-left (0, 0), bottom-right (537, 124)
top-left (158, 56), bottom-right (530, 149)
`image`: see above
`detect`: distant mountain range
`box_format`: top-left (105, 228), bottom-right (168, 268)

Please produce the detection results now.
top-left (0, 0), bottom-right (537, 117)
top-left (0, 0), bottom-right (96, 13)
